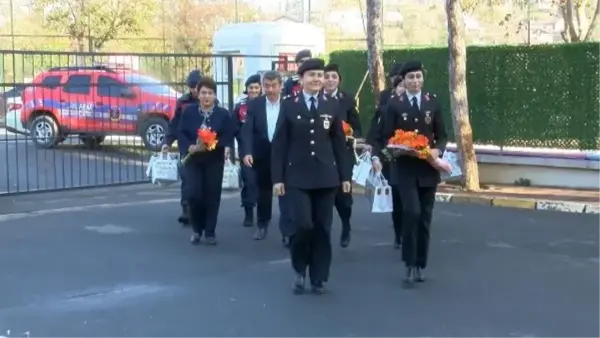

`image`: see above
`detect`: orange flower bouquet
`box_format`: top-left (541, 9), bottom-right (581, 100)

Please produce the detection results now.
top-left (387, 130), bottom-right (431, 160)
top-left (182, 127), bottom-right (218, 164)
top-left (342, 121), bottom-right (354, 139)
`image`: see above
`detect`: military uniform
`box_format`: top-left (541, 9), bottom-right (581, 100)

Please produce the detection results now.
top-left (165, 70), bottom-right (202, 226)
top-left (373, 61), bottom-right (448, 287)
top-left (234, 74), bottom-right (262, 227)
top-left (324, 63), bottom-right (362, 248)
top-left (282, 49), bottom-right (311, 98)
top-left (179, 103), bottom-right (235, 245)
top-left (271, 58), bottom-right (350, 294)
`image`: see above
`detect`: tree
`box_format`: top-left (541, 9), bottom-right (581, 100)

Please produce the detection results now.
top-left (446, 0), bottom-right (480, 191)
top-left (365, 0), bottom-right (385, 105)
top-left (556, 0), bottom-right (600, 42)
top-left (32, 0), bottom-right (156, 52)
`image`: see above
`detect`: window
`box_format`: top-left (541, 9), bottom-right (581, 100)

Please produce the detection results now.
top-left (123, 73), bottom-right (179, 97)
top-left (97, 76), bottom-right (126, 97)
top-left (64, 75), bottom-right (91, 94)
top-left (41, 76), bottom-right (62, 89)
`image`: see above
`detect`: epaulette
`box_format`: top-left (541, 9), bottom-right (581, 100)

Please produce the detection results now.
top-left (424, 92), bottom-right (436, 102)
top-left (291, 74), bottom-right (299, 81)
top-left (283, 94), bottom-right (295, 101)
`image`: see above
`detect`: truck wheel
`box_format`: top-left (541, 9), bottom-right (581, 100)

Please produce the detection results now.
top-left (29, 115), bottom-right (60, 149)
top-left (140, 117), bottom-right (168, 152)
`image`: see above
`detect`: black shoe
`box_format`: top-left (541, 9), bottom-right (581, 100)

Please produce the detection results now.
top-left (293, 274), bottom-right (305, 294)
top-left (394, 237), bottom-right (402, 249)
top-left (190, 233), bottom-right (201, 245)
top-left (282, 236), bottom-right (290, 248)
top-left (178, 214), bottom-right (190, 226)
top-left (311, 281), bottom-right (325, 295)
top-left (403, 267), bottom-right (415, 288)
top-left (340, 229), bottom-right (351, 248)
top-left (243, 207), bottom-right (254, 227)
top-left (205, 236), bottom-right (217, 246)
top-left (253, 227), bottom-right (267, 240)
top-left (414, 267), bottom-right (426, 283)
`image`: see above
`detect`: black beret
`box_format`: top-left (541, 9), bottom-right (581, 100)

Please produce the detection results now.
top-left (186, 69), bottom-right (202, 87)
top-left (297, 58), bottom-right (325, 76)
top-left (388, 62), bottom-right (403, 78)
top-left (324, 63), bottom-right (339, 74)
top-left (295, 49), bottom-right (312, 63)
top-left (393, 76), bottom-right (404, 88)
top-left (399, 61), bottom-right (424, 77)
top-left (245, 74), bottom-right (261, 88)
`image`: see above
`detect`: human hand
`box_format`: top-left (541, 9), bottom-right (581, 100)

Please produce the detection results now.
top-left (224, 146), bottom-right (231, 160)
top-left (342, 181), bottom-right (352, 193)
top-left (243, 155), bottom-right (254, 167)
top-left (273, 183), bottom-right (285, 196)
top-left (372, 157), bottom-right (382, 172)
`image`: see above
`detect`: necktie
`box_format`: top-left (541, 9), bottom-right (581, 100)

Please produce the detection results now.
top-left (411, 96), bottom-right (419, 112)
top-left (309, 96), bottom-right (318, 116)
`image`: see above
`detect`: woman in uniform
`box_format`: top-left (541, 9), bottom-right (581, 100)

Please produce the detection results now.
top-left (178, 77), bottom-right (235, 246)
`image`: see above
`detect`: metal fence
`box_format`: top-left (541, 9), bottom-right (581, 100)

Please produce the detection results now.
top-left (0, 50), bottom-right (286, 195)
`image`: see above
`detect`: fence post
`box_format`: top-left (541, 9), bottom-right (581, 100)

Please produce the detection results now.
top-left (226, 55), bottom-right (235, 112)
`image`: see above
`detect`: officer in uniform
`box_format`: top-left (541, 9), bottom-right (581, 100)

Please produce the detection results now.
top-left (163, 69), bottom-right (202, 227)
top-left (371, 61), bottom-right (448, 288)
top-left (323, 63), bottom-right (362, 248)
top-left (282, 49), bottom-right (312, 97)
top-left (233, 74), bottom-right (262, 227)
top-left (271, 58), bottom-right (351, 295)
top-left (279, 49), bottom-right (312, 248)
top-left (178, 77), bottom-right (235, 246)
top-left (366, 62), bottom-right (405, 248)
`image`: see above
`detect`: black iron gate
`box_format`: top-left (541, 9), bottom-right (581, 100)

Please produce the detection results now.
top-left (0, 50), bottom-right (283, 195)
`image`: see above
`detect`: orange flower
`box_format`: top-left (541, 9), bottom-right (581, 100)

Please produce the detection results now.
top-left (342, 121), bottom-right (353, 137)
top-left (387, 129), bottom-right (431, 159)
top-left (197, 127), bottom-right (218, 151)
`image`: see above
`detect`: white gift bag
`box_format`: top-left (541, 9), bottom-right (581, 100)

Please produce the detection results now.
top-left (222, 159), bottom-right (240, 190)
top-left (364, 171), bottom-right (393, 213)
top-left (440, 152), bottom-right (463, 180)
top-left (352, 151), bottom-right (372, 186)
top-left (146, 153), bottom-right (180, 186)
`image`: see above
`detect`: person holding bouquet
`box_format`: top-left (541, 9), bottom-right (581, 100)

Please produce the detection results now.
top-left (323, 63), bottom-right (362, 248)
top-left (271, 58), bottom-right (352, 295)
top-left (178, 77), bottom-right (235, 246)
top-left (371, 61), bottom-right (448, 287)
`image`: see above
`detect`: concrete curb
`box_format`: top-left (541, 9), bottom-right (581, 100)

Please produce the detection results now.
top-left (437, 192), bottom-right (598, 214)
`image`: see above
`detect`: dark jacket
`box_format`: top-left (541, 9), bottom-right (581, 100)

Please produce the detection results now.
top-left (282, 75), bottom-right (302, 97)
top-left (178, 104), bottom-right (235, 164)
top-left (240, 95), bottom-right (282, 160)
top-left (366, 88), bottom-right (392, 146)
top-left (232, 97), bottom-right (250, 158)
top-left (271, 93), bottom-right (350, 190)
top-left (372, 90), bottom-right (448, 188)
top-left (165, 92), bottom-right (198, 148)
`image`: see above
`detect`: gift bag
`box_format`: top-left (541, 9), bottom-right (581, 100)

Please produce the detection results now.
top-left (352, 151), bottom-right (372, 186)
top-left (146, 153), bottom-right (180, 186)
top-left (364, 171), bottom-right (393, 213)
top-left (222, 159), bottom-right (240, 190)
top-left (440, 152), bottom-right (463, 180)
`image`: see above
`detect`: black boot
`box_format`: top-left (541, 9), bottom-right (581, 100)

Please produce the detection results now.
top-left (311, 281), bottom-right (325, 295)
top-left (340, 226), bottom-right (351, 248)
top-left (414, 267), bottom-right (426, 283)
top-left (178, 203), bottom-right (190, 226)
top-left (394, 236), bottom-right (402, 249)
top-left (243, 207), bottom-right (254, 227)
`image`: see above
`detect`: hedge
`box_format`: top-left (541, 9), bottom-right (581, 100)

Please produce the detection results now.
top-left (329, 43), bottom-right (600, 150)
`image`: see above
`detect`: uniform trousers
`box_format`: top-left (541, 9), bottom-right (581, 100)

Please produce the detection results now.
top-left (334, 186), bottom-right (352, 231)
top-left (287, 187), bottom-right (337, 283)
top-left (394, 182), bottom-right (436, 268)
top-left (185, 160), bottom-right (225, 237)
top-left (278, 195), bottom-right (293, 237)
top-left (253, 160), bottom-right (273, 227)
top-left (179, 163), bottom-right (188, 209)
top-left (240, 165), bottom-right (258, 208)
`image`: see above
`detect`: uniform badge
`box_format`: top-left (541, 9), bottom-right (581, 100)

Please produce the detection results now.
top-left (239, 105), bottom-right (248, 123)
top-left (401, 112), bottom-right (408, 121)
top-left (320, 114), bottom-right (332, 130)
top-left (425, 111), bottom-right (432, 124)
top-left (109, 106), bottom-right (120, 122)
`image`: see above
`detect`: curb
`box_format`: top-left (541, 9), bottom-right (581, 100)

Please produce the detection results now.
top-left (436, 192), bottom-right (598, 214)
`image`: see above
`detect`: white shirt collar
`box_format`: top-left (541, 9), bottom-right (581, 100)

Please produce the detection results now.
top-left (302, 91), bottom-right (318, 102)
top-left (266, 95), bottom-right (280, 106)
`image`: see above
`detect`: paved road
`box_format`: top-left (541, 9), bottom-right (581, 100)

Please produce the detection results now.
top-left (0, 188), bottom-right (598, 337)
top-left (0, 129), bottom-right (149, 194)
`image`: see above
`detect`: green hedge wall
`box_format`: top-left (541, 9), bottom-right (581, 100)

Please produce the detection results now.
top-left (330, 43), bottom-right (600, 150)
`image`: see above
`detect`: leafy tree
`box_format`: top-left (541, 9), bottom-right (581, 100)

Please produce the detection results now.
top-left (32, 0), bottom-right (157, 52)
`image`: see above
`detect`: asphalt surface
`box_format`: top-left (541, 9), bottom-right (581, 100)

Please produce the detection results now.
top-left (0, 129), bottom-right (149, 194)
top-left (0, 186), bottom-right (598, 337)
